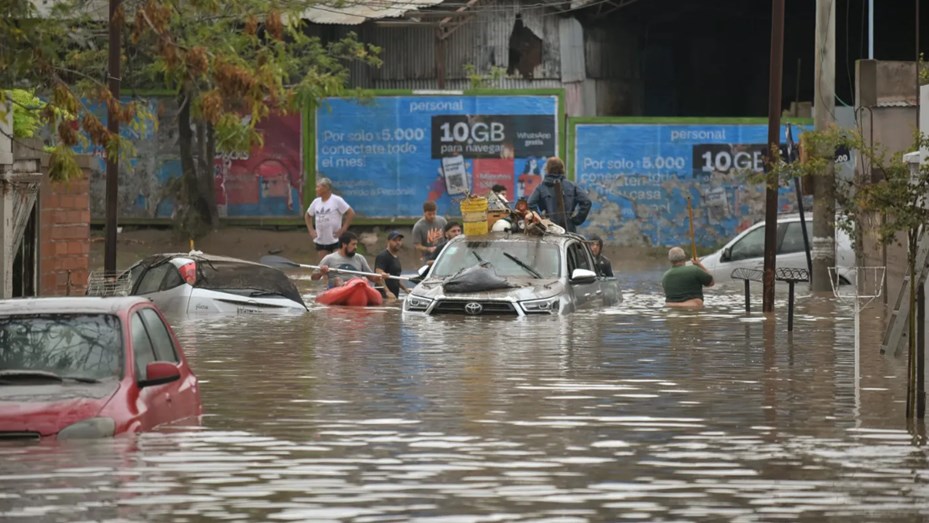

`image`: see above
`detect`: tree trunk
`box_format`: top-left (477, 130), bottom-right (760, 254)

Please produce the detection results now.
top-left (177, 89), bottom-right (214, 238)
top-left (196, 120), bottom-right (219, 228)
top-left (907, 230), bottom-right (921, 418)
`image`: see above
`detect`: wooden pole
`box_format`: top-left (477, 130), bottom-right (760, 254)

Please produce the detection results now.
top-left (104, 0), bottom-right (122, 276)
top-left (763, 0), bottom-right (786, 313)
top-left (812, 0), bottom-right (837, 292)
top-left (687, 196), bottom-right (697, 259)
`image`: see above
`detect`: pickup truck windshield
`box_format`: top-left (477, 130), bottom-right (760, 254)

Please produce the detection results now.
top-left (432, 241), bottom-right (561, 279)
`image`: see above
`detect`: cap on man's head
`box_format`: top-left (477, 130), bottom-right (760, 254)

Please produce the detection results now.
top-left (388, 230), bottom-right (404, 241)
top-left (588, 234), bottom-right (603, 247)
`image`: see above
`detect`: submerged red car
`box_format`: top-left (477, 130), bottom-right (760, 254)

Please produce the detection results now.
top-left (0, 297), bottom-right (201, 440)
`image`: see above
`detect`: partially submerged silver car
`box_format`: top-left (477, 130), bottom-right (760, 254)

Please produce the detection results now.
top-left (117, 252), bottom-right (307, 315)
top-left (403, 232), bottom-right (621, 317)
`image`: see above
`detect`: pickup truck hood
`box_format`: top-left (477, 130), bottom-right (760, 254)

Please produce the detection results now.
top-left (414, 277), bottom-right (564, 301)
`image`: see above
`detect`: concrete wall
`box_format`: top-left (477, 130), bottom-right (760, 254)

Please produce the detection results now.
top-left (854, 60), bottom-right (918, 309)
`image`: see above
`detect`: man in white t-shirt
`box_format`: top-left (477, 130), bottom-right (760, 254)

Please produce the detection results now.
top-left (305, 177), bottom-right (355, 261)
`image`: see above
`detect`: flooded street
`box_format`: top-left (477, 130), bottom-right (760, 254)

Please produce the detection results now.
top-left (2, 268), bottom-right (928, 522)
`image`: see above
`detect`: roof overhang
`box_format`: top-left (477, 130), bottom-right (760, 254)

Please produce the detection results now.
top-left (302, 0), bottom-right (447, 26)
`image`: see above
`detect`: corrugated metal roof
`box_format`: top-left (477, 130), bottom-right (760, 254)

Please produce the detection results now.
top-left (303, 0), bottom-right (447, 25)
top-left (34, 0), bottom-right (446, 25)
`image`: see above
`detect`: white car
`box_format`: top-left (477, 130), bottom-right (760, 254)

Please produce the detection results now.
top-left (700, 214), bottom-right (855, 284)
top-left (118, 252), bottom-right (307, 314)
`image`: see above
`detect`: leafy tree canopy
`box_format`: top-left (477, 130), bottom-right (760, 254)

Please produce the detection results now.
top-left (1, 0), bottom-right (381, 180)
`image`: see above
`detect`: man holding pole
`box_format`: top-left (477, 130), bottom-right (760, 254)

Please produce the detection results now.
top-left (662, 247), bottom-right (714, 308)
top-left (527, 157), bottom-right (591, 233)
top-left (312, 232), bottom-right (383, 289)
top-left (375, 230), bottom-right (408, 299)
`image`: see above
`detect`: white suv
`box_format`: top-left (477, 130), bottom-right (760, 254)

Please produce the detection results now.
top-left (699, 214), bottom-right (855, 284)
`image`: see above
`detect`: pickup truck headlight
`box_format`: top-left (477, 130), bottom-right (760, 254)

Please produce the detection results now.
top-left (521, 297), bottom-right (560, 314)
top-left (58, 417), bottom-right (117, 439)
top-left (405, 295), bottom-right (433, 312)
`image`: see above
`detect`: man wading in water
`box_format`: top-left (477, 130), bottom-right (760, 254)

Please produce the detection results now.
top-left (662, 246), bottom-right (714, 309)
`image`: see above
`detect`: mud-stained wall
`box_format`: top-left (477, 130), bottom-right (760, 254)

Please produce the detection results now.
top-left (85, 98), bottom-right (180, 220)
top-left (84, 98), bottom-right (303, 220)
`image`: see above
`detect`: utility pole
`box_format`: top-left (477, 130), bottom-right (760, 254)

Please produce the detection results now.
top-left (812, 0), bottom-right (836, 292)
top-left (104, 0), bottom-right (122, 276)
top-left (763, 0), bottom-right (786, 313)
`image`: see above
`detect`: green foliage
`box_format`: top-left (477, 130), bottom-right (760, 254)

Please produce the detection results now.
top-left (921, 53), bottom-right (929, 86)
top-left (131, 2), bottom-right (381, 156)
top-left (47, 144), bottom-right (83, 181)
top-left (2, 0), bottom-right (382, 236)
top-left (747, 124), bottom-right (929, 275)
top-left (464, 64), bottom-right (508, 89)
top-left (843, 133), bottom-right (929, 248)
top-left (0, 0), bottom-right (144, 181)
top-left (8, 89), bottom-right (45, 138)
top-left (774, 126), bottom-right (929, 250)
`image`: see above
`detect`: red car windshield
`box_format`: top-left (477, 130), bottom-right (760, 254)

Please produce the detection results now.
top-left (0, 314), bottom-right (124, 381)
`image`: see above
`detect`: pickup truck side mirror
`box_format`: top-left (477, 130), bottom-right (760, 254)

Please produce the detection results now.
top-left (407, 264), bottom-right (430, 285)
top-left (570, 268), bottom-right (597, 284)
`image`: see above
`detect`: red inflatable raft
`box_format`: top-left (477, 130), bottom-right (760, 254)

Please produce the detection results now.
top-left (315, 277), bottom-right (384, 307)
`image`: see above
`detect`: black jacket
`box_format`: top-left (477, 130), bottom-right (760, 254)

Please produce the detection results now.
top-left (594, 255), bottom-right (613, 277)
top-left (526, 174), bottom-right (592, 232)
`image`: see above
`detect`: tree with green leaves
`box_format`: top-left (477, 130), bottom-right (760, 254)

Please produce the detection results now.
top-left (772, 125), bottom-right (929, 419)
top-left (1, 0), bottom-right (381, 238)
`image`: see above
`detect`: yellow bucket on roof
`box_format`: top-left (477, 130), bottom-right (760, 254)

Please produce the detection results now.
top-left (460, 196), bottom-right (488, 235)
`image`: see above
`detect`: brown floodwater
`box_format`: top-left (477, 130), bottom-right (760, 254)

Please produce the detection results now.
top-left (1, 266), bottom-right (928, 522)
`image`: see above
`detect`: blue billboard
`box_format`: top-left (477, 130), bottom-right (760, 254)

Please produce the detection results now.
top-left (574, 121), bottom-right (810, 248)
top-left (315, 95), bottom-right (560, 218)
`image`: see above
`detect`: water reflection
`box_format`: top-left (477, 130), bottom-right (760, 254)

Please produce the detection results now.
top-left (2, 277), bottom-right (928, 521)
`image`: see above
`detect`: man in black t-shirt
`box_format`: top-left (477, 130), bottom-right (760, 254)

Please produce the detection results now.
top-left (375, 230), bottom-right (407, 299)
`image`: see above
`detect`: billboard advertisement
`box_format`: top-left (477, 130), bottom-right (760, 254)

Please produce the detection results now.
top-left (574, 121), bottom-right (810, 248)
top-left (315, 95), bottom-right (560, 217)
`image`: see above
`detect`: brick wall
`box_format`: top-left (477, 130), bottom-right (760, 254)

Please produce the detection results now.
top-left (11, 139), bottom-right (93, 297)
top-left (38, 177), bottom-right (91, 296)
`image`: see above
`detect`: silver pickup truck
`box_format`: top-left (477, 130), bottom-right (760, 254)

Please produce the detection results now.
top-left (403, 231), bottom-right (621, 317)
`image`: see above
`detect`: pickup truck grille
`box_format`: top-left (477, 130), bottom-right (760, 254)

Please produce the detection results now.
top-left (431, 299), bottom-right (518, 316)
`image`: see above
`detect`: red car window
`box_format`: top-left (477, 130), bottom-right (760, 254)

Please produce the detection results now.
top-left (131, 313), bottom-right (157, 380)
top-left (139, 308), bottom-right (179, 363)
